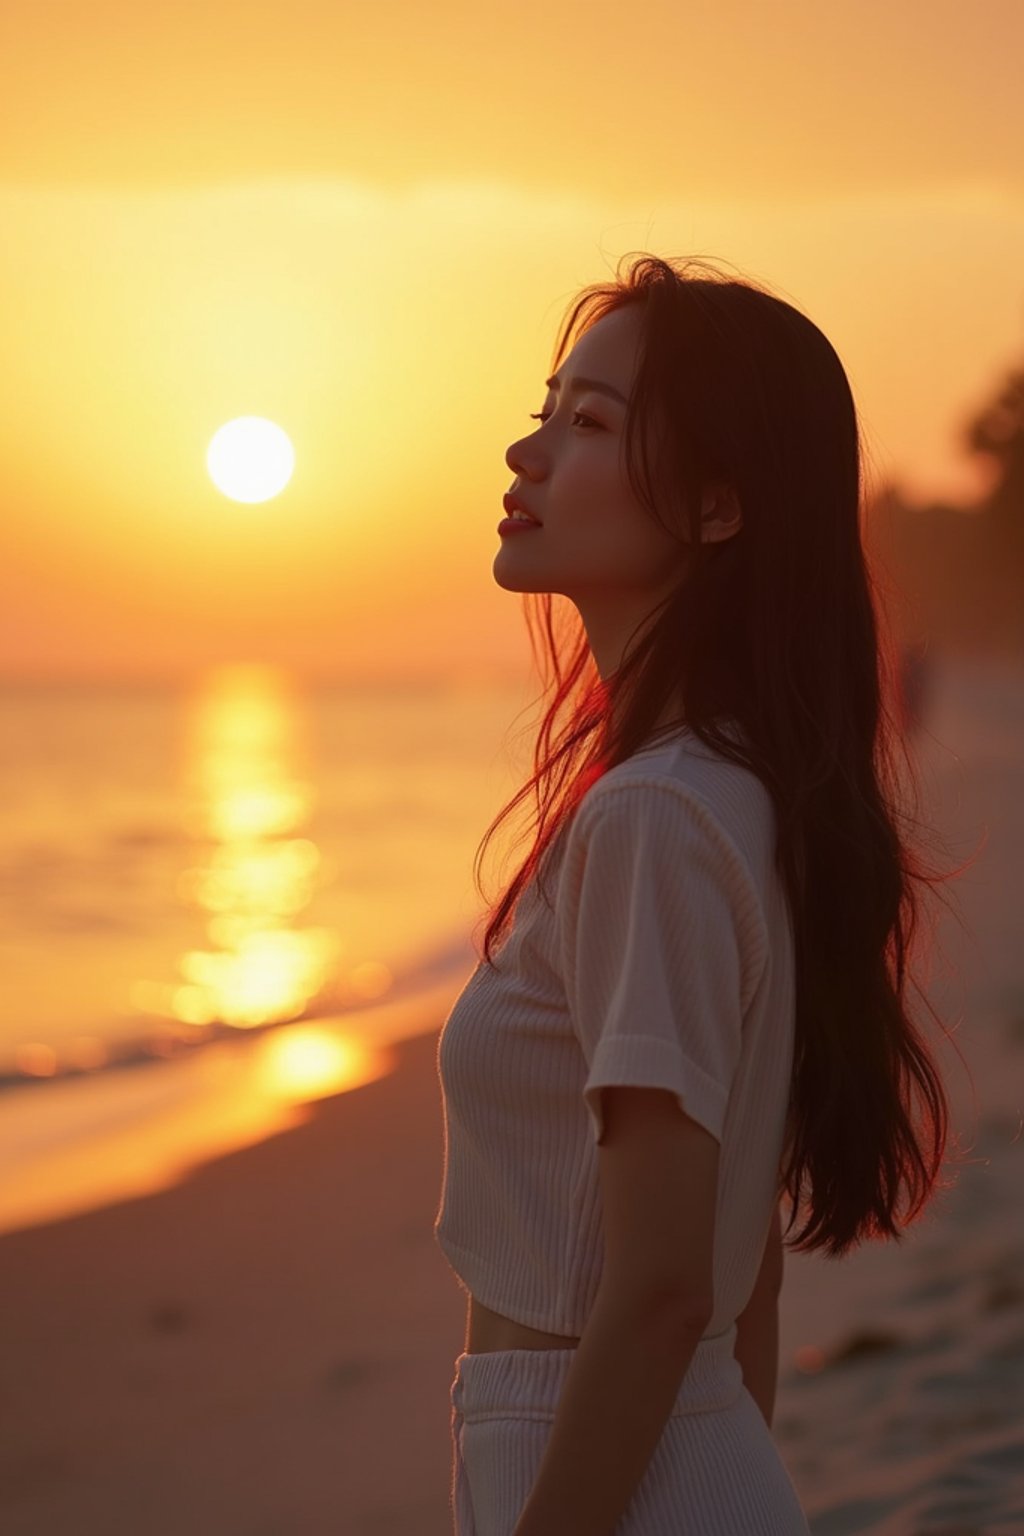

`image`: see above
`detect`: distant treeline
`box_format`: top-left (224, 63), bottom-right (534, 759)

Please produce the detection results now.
top-left (866, 362), bottom-right (1024, 658)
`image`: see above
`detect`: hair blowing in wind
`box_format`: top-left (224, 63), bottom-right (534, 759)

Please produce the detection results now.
top-left (473, 253), bottom-right (979, 1261)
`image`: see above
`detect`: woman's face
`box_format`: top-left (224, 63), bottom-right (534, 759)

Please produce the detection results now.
top-left (498, 304), bottom-right (739, 681)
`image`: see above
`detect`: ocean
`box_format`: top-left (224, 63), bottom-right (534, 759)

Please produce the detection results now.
top-left (0, 665), bottom-right (541, 1231)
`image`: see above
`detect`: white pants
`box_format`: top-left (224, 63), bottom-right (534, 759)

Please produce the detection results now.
top-left (448, 1328), bottom-right (810, 1535)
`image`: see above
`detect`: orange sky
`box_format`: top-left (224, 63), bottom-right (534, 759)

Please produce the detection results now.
top-left (1, 0), bottom-right (1022, 685)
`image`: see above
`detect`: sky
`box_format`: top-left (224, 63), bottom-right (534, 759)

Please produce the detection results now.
top-left (1, 0), bottom-right (1022, 685)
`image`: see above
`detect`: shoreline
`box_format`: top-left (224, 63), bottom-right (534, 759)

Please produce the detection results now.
top-left (0, 967), bottom-right (475, 1240)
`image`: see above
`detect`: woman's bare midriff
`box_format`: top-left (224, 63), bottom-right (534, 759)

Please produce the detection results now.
top-left (466, 1294), bottom-right (582, 1355)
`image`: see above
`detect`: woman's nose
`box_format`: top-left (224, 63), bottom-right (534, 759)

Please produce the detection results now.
top-left (506, 437), bottom-right (538, 476)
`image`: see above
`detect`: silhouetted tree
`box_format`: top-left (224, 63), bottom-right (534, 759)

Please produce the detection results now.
top-left (866, 346), bottom-right (1024, 658)
top-left (963, 364), bottom-right (1024, 525)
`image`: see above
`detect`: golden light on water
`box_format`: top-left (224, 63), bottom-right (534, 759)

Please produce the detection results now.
top-left (259, 1025), bottom-right (369, 1101)
top-left (170, 667), bottom-right (344, 1031)
top-left (0, 1024), bottom-right (394, 1234)
top-left (206, 416), bottom-right (295, 504)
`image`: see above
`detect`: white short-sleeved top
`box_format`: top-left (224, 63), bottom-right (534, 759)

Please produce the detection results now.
top-left (433, 725), bottom-right (796, 1340)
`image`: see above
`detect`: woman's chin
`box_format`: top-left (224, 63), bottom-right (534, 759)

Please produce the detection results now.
top-left (492, 554), bottom-right (548, 594)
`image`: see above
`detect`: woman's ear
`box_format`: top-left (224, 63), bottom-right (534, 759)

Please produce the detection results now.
top-left (700, 483), bottom-right (743, 542)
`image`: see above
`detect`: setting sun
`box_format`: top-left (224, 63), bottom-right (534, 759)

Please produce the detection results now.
top-left (206, 417), bottom-right (295, 504)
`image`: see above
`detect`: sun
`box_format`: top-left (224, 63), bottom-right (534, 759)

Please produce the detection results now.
top-left (206, 417), bottom-right (295, 503)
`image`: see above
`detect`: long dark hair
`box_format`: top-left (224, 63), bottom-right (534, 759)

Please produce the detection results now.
top-left (472, 253), bottom-right (976, 1260)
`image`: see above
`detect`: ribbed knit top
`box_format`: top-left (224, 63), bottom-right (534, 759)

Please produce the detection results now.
top-left (433, 724), bottom-right (796, 1340)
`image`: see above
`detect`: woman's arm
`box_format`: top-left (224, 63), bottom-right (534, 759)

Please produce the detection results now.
top-left (734, 1201), bottom-right (784, 1429)
top-left (511, 1283), bottom-right (710, 1536)
top-left (734, 1286), bottom-right (779, 1428)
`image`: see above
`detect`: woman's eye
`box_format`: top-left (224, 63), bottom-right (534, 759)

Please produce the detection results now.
top-left (528, 410), bottom-right (599, 430)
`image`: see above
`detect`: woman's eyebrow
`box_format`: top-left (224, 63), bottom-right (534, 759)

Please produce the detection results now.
top-left (545, 373), bottom-right (628, 406)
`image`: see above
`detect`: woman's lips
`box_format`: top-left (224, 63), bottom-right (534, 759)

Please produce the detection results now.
top-left (502, 492), bottom-right (541, 524)
top-left (498, 517), bottom-right (543, 536)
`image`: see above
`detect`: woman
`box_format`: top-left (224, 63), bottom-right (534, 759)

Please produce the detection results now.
top-left (433, 254), bottom-right (963, 1535)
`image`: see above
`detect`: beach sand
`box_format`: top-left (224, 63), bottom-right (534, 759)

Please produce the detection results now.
top-left (1, 651), bottom-right (1022, 1535)
top-left (0, 1027), bottom-right (462, 1536)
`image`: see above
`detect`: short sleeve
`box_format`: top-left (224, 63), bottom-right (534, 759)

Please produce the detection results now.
top-left (557, 779), bottom-right (769, 1147)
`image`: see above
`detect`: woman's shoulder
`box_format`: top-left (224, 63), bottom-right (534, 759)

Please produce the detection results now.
top-left (573, 725), bottom-right (775, 874)
top-left (586, 722), bottom-right (765, 810)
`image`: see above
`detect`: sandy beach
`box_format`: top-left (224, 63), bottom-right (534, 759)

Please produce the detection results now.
top-left (0, 1026), bottom-right (462, 1536)
top-left (1, 650), bottom-right (1022, 1535)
